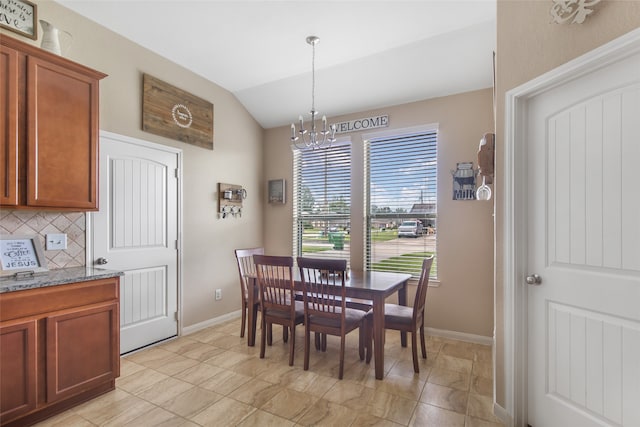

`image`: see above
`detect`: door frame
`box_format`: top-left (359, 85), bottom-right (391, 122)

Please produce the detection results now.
top-left (86, 130), bottom-right (184, 336)
top-left (502, 27), bottom-right (640, 427)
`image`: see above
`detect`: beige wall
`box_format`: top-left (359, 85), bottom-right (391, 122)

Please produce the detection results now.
top-left (0, 1), bottom-right (264, 328)
top-left (495, 0), bottom-right (640, 408)
top-left (263, 89), bottom-right (495, 337)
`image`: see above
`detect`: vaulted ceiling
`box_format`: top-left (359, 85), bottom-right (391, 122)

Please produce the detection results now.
top-left (56, 0), bottom-right (496, 129)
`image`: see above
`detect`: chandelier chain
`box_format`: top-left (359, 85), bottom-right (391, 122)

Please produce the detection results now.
top-left (311, 40), bottom-right (315, 115)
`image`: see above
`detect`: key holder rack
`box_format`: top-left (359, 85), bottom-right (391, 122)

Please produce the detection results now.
top-left (218, 183), bottom-right (246, 218)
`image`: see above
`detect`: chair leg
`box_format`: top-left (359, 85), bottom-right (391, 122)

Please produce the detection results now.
top-left (288, 324), bottom-right (296, 366)
top-left (419, 323), bottom-right (427, 359)
top-left (240, 302), bottom-right (246, 338)
top-left (358, 324), bottom-right (365, 361)
top-left (260, 317), bottom-right (267, 359)
top-left (411, 331), bottom-right (419, 373)
top-left (321, 334), bottom-right (327, 352)
top-left (304, 325), bottom-right (311, 371)
top-left (365, 318), bottom-right (373, 364)
top-left (314, 332), bottom-right (321, 350)
top-left (339, 334), bottom-right (346, 379)
top-left (267, 323), bottom-right (273, 346)
top-left (283, 326), bottom-right (289, 343)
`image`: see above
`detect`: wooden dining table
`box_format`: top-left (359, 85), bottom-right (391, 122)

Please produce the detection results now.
top-left (246, 269), bottom-right (412, 380)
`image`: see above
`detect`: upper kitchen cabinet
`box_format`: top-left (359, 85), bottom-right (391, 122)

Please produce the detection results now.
top-left (0, 36), bottom-right (107, 210)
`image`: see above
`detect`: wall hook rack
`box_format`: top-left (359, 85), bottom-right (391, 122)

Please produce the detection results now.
top-left (218, 183), bottom-right (246, 218)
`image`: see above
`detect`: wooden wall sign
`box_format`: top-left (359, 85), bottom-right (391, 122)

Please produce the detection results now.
top-left (142, 73), bottom-right (214, 150)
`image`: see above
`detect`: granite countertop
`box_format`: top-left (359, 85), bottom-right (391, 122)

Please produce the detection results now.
top-left (0, 266), bottom-right (123, 293)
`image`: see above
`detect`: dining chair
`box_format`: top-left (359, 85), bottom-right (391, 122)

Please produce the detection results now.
top-left (234, 247), bottom-right (264, 339)
top-left (368, 255), bottom-right (434, 373)
top-left (235, 248), bottom-right (291, 345)
top-left (253, 254), bottom-right (304, 366)
top-left (297, 257), bottom-right (370, 379)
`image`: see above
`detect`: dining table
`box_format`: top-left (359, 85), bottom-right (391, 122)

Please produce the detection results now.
top-left (246, 269), bottom-right (412, 380)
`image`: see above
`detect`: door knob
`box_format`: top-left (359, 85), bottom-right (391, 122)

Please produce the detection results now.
top-left (95, 257), bottom-right (108, 265)
top-left (526, 274), bottom-right (542, 285)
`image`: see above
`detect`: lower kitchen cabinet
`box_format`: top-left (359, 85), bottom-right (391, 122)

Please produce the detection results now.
top-left (0, 276), bottom-right (120, 426)
top-left (0, 319), bottom-right (37, 422)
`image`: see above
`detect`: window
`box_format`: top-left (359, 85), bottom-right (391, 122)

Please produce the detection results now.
top-left (364, 126), bottom-right (437, 278)
top-left (293, 140), bottom-right (351, 264)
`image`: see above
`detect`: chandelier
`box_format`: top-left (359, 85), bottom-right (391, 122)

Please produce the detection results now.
top-left (290, 36), bottom-right (336, 150)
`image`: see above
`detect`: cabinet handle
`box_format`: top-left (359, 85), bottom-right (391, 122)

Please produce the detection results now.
top-left (95, 257), bottom-right (108, 265)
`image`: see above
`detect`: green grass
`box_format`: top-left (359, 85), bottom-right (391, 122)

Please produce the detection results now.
top-left (370, 229), bottom-right (398, 242)
top-left (371, 252), bottom-right (436, 277)
top-left (301, 245), bottom-right (333, 253)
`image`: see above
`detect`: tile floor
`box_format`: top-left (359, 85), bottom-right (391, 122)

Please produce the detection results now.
top-left (36, 317), bottom-right (505, 427)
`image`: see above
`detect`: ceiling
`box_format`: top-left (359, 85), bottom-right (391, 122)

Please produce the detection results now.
top-left (55, 0), bottom-right (497, 129)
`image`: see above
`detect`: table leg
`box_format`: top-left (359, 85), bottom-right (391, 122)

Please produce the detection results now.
top-left (247, 278), bottom-right (257, 346)
top-left (373, 294), bottom-right (385, 380)
top-left (398, 280), bottom-right (408, 347)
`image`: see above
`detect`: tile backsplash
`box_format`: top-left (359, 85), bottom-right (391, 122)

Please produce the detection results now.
top-left (0, 210), bottom-right (86, 269)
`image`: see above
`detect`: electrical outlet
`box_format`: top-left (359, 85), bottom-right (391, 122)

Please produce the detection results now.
top-left (46, 233), bottom-right (67, 250)
top-left (215, 289), bottom-right (222, 300)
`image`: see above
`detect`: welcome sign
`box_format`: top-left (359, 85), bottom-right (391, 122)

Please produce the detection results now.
top-left (333, 115), bottom-right (389, 134)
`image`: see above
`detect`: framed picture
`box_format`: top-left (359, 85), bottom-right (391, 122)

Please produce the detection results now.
top-left (0, 0), bottom-right (38, 40)
top-left (268, 179), bottom-right (285, 204)
top-left (0, 235), bottom-right (48, 277)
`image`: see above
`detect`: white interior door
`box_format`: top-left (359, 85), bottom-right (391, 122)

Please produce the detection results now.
top-left (526, 47), bottom-right (640, 425)
top-left (92, 131), bottom-right (180, 354)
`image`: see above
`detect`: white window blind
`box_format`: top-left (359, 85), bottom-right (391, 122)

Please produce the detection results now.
top-left (293, 141), bottom-right (351, 265)
top-left (364, 127), bottom-right (437, 278)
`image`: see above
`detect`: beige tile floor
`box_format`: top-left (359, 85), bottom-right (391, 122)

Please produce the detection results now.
top-left (36, 317), bottom-right (505, 427)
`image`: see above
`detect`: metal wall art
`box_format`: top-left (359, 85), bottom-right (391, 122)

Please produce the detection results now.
top-left (452, 162), bottom-right (477, 201)
top-left (550, 0), bottom-right (602, 24)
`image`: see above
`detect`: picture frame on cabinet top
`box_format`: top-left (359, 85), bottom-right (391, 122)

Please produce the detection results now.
top-left (0, 0), bottom-right (38, 40)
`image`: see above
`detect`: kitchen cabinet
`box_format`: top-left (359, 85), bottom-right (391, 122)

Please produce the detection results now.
top-left (0, 35), bottom-right (107, 210)
top-left (0, 319), bottom-right (37, 422)
top-left (0, 276), bottom-right (120, 427)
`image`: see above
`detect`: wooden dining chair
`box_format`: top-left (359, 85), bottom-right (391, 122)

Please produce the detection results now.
top-left (234, 247), bottom-right (264, 339)
top-left (297, 257), bottom-right (370, 379)
top-left (368, 255), bottom-right (434, 373)
top-left (253, 255), bottom-right (304, 366)
top-left (235, 248), bottom-right (290, 345)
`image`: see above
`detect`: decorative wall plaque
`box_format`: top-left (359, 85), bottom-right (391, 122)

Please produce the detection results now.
top-left (550, 0), bottom-right (601, 24)
top-left (142, 73), bottom-right (214, 150)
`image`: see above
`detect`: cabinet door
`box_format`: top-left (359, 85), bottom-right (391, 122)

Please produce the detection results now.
top-left (0, 44), bottom-right (19, 206)
top-left (0, 319), bottom-right (37, 422)
top-left (46, 302), bottom-right (119, 403)
top-left (27, 56), bottom-right (99, 209)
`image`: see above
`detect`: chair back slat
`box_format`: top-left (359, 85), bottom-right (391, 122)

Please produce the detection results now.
top-left (254, 255), bottom-right (295, 313)
top-left (413, 255), bottom-right (435, 323)
top-left (234, 247), bottom-right (264, 299)
top-left (297, 257), bottom-right (347, 321)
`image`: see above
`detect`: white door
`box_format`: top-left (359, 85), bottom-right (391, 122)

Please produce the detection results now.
top-left (92, 131), bottom-right (180, 354)
top-left (526, 47), bottom-right (640, 425)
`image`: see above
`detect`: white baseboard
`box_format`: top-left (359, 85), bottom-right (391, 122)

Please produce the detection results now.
top-left (181, 310), bottom-right (242, 336)
top-left (493, 402), bottom-right (513, 427)
top-left (180, 315), bottom-right (492, 347)
top-left (425, 327), bottom-right (494, 346)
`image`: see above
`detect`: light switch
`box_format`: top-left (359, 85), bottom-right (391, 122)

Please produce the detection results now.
top-left (46, 233), bottom-right (67, 250)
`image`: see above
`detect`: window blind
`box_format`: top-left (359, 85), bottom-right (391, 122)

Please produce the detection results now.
top-left (293, 141), bottom-right (351, 265)
top-left (364, 128), bottom-right (437, 278)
